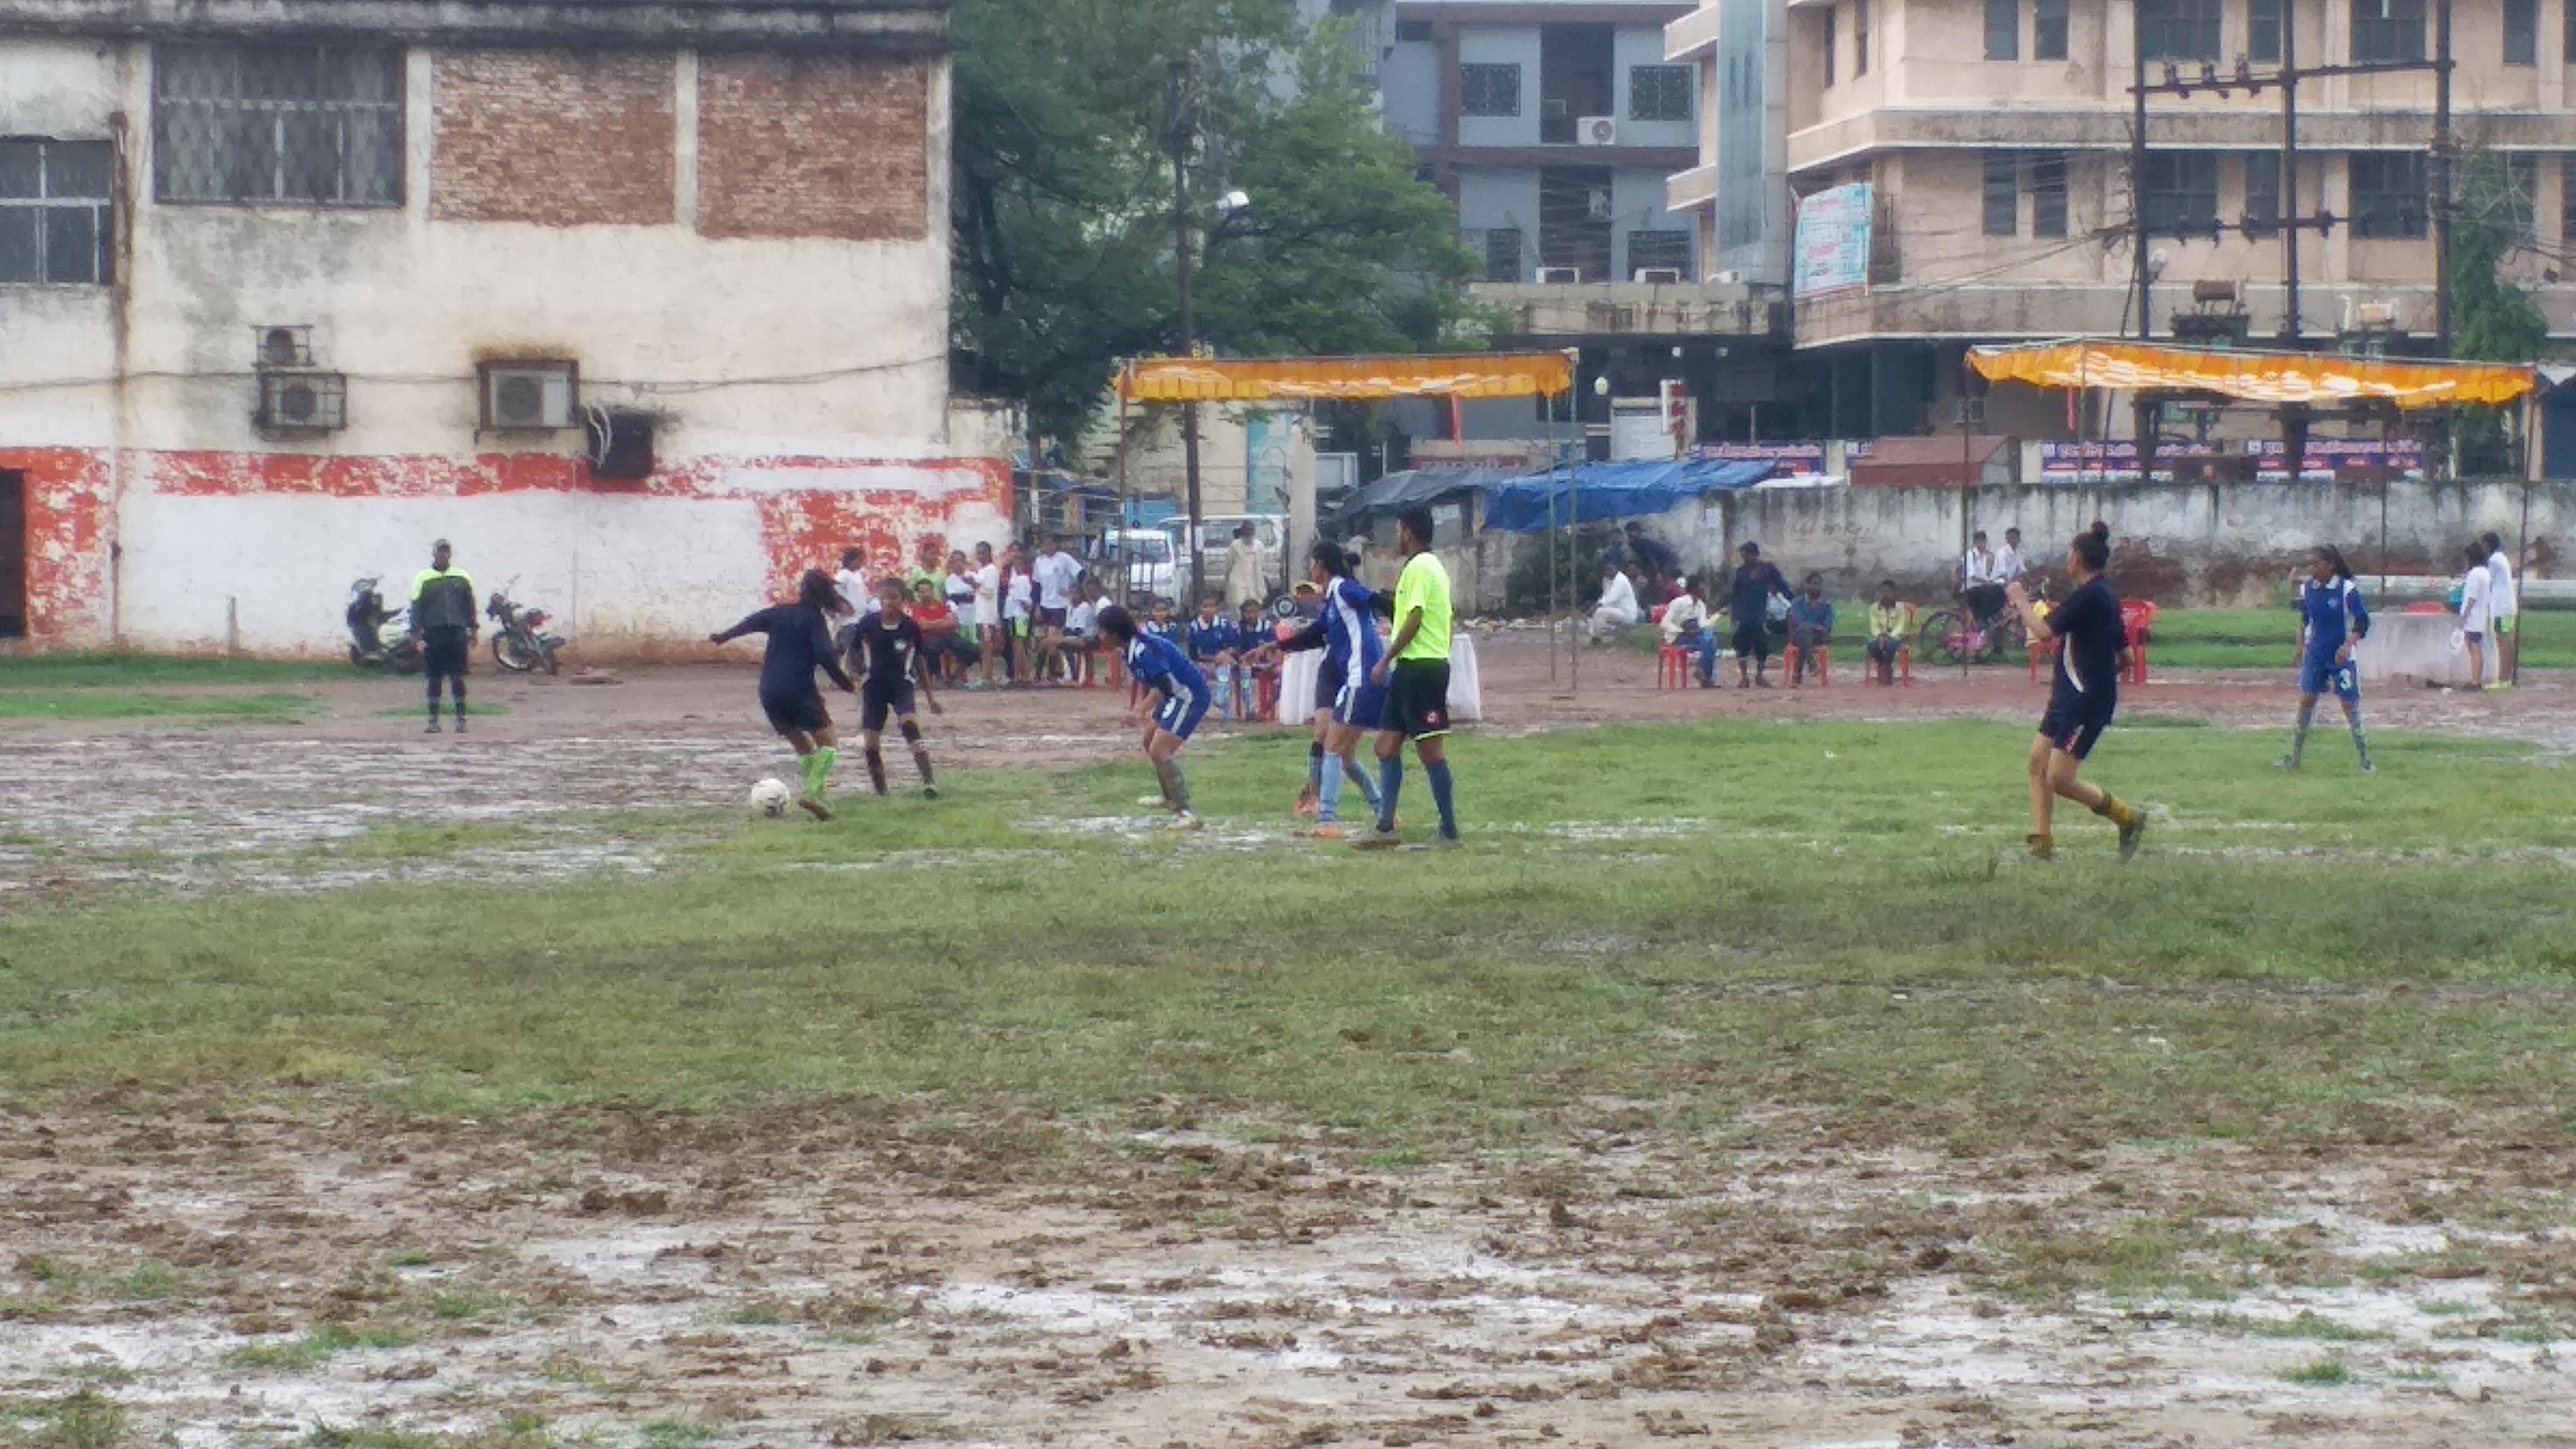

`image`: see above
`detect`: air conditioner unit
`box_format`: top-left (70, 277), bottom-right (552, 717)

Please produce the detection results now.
top-left (2355, 300), bottom-right (2400, 329)
top-left (1632, 267), bottom-right (1684, 285)
top-left (1537, 266), bottom-right (1584, 285)
top-left (1578, 116), bottom-right (1618, 146)
top-left (1712, 269), bottom-right (1746, 285)
top-left (480, 361), bottom-right (578, 431)
top-left (255, 369), bottom-right (347, 434)
top-left (252, 324), bottom-right (314, 370)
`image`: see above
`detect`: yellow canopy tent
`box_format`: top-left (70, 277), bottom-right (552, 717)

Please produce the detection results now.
top-left (1117, 352), bottom-right (1574, 404)
top-left (1968, 340), bottom-right (2537, 410)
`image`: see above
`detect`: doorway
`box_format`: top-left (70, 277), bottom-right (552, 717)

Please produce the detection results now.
top-left (0, 471), bottom-right (25, 638)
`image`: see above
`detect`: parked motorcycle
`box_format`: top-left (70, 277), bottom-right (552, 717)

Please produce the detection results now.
top-left (346, 576), bottom-right (422, 674)
top-left (486, 583), bottom-right (566, 675)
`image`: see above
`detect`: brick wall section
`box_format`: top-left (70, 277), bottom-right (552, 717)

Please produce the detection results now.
top-left (433, 51), bottom-right (677, 226)
top-left (697, 54), bottom-right (930, 242)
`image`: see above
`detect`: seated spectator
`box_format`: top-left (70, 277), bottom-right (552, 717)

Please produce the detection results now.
top-left (1787, 572), bottom-right (1835, 681)
top-left (1233, 598), bottom-right (1276, 719)
top-left (1622, 522), bottom-right (1682, 598)
top-left (1038, 584), bottom-right (1102, 684)
top-left (1589, 562), bottom-right (1642, 643)
top-left (1658, 576), bottom-right (1719, 688)
top-left (911, 579), bottom-right (979, 683)
top-left (1144, 598), bottom-right (1178, 640)
top-left (1865, 580), bottom-right (1914, 684)
top-left (1187, 598), bottom-right (1244, 718)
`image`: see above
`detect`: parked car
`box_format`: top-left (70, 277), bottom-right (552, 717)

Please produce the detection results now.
top-left (1095, 528), bottom-right (1176, 604)
top-left (1170, 513), bottom-right (1292, 605)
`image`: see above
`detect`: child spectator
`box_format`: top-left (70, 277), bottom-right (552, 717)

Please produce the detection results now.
top-left (1788, 572), bottom-right (1834, 682)
top-left (971, 542), bottom-right (1002, 689)
top-left (1658, 576), bottom-right (1717, 687)
top-left (911, 579), bottom-right (978, 683)
top-left (2457, 541), bottom-right (2493, 689)
top-left (999, 544), bottom-right (1035, 685)
top-left (1234, 598), bottom-right (1275, 719)
top-left (1865, 580), bottom-right (1914, 685)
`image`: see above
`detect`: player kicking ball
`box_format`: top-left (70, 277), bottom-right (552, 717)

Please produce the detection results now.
top-left (853, 577), bottom-right (944, 798)
top-left (710, 569), bottom-right (859, 821)
top-left (2008, 523), bottom-right (2144, 863)
top-left (2277, 545), bottom-right (2373, 774)
top-left (1097, 604), bottom-right (1211, 832)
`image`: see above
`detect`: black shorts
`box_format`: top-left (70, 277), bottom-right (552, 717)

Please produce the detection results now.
top-left (1731, 619), bottom-right (1770, 661)
top-left (2038, 695), bottom-right (2112, 761)
top-left (1037, 606), bottom-right (1068, 629)
top-left (860, 681), bottom-right (917, 732)
top-left (762, 691), bottom-right (831, 736)
top-left (1379, 659), bottom-right (1452, 740)
top-left (422, 628), bottom-right (470, 679)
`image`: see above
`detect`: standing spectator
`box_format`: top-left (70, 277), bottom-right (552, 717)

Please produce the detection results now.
top-left (999, 543), bottom-right (1035, 684)
top-left (1621, 522), bottom-right (1681, 597)
top-left (944, 550), bottom-right (978, 639)
top-left (1787, 572), bottom-right (1835, 682)
top-left (1030, 532), bottom-right (1083, 674)
top-left (1659, 576), bottom-right (1718, 687)
top-left (1589, 561), bottom-right (1641, 643)
top-left (1865, 581), bottom-right (1914, 685)
top-left (970, 542), bottom-right (1003, 688)
top-left (2482, 531), bottom-right (2518, 689)
top-left (2456, 541), bottom-right (2494, 690)
top-left (830, 546), bottom-right (869, 659)
top-left (1235, 598), bottom-right (1275, 719)
top-left (1223, 522), bottom-right (1268, 613)
top-left (1960, 531), bottom-right (2005, 625)
top-left (1727, 542), bottom-right (1790, 688)
top-left (409, 539), bottom-right (477, 734)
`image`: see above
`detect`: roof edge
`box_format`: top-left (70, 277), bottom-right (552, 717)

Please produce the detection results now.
top-left (0, 0), bottom-right (949, 53)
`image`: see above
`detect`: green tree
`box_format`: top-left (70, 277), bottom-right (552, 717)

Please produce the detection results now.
top-left (2446, 149), bottom-right (2549, 475)
top-left (949, 0), bottom-right (1483, 448)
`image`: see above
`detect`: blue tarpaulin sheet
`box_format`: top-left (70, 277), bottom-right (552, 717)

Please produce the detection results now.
top-left (1480, 459), bottom-right (1778, 533)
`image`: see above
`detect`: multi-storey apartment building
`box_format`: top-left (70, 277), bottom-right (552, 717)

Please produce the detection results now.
top-left (1668, 0), bottom-right (2576, 437)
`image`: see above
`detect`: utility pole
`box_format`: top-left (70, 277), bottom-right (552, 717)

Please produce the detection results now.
top-left (1168, 59), bottom-right (1206, 608)
top-left (2433, 0), bottom-right (2455, 479)
top-left (2130, 5), bottom-right (2150, 344)
top-left (2279, 2), bottom-right (2299, 344)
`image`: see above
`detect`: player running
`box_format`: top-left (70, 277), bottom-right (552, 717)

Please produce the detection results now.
top-left (710, 569), bottom-right (859, 820)
top-left (2007, 523), bottom-right (2146, 862)
top-left (853, 577), bottom-right (944, 798)
top-left (1356, 506), bottom-right (1461, 850)
top-left (1097, 604), bottom-right (1213, 831)
top-left (2276, 545), bottom-right (2374, 774)
top-left (1262, 541), bottom-right (1388, 839)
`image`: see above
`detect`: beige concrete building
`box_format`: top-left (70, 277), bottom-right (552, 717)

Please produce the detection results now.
top-left (1669, 0), bottom-right (2576, 435)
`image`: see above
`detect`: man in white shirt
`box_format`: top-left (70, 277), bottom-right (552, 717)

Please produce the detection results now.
top-left (1659, 576), bottom-right (1717, 686)
top-left (1995, 527), bottom-right (2029, 586)
top-left (1960, 531), bottom-right (2005, 624)
top-left (1589, 564), bottom-right (1641, 643)
top-left (2482, 531), bottom-right (2518, 689)
top-left (970, 542), bottom-right (1002, 687)
top-left (1030, 532), bottom-right (1083, 669)
top-left (2457, 541), bottom-right (2494, 689)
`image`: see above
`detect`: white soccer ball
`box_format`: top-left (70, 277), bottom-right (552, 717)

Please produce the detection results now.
top-left (750, 778), bottom-right (793, 817)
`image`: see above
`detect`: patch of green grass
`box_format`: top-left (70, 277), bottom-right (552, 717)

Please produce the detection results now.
top-left (2280, 1358), bottom-right (2353, 1387)
top-left (2147, 606), bottom-right (2576, 671)
top-left (5, 721), bottom-right (2576, 1161)
top-left (105, 1260), bottom-right (187, 1302)
top-left (390, 1250), bottom-right (437, 1268)
top-left (231, 1324), bottom-right (418, 1371)
top-left (425, 1290), bottom-right (512, 1323)
top-left (0, 692), bottom-right (311, 722)
top-left (2418, 1298), bottom-right (2480, 1317)
top-left (636, 1424), bottom-right (716, 1449)
top-left (0, 654), bottom-right (352, 690)
top-left (724, 1300), bottom-right (793, 1327)
top-left (2255, 1310), bottom-right (2375, 1342)
top-left (0, 1390), bottom-right (131, 1449)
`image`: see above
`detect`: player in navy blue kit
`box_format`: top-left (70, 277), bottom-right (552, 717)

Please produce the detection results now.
top-left (1258, 541), bottom-right (1388, 837)
top-left (1097, 604), bottom-right (1212, 831)
top-left (851, 577), bottom-right (944, 798)
top-left (2008, 523), bottom-right (2146, 861)
top-left (2276, 545), bottom-right (2373, 773)
top-left (711, 569), bottom-right (859, 820)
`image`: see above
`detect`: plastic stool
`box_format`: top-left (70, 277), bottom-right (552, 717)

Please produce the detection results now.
top-left (1864, 641), bottom-right (1911, 686)
top-left (1657, 645), bottom-right (1694, 690)
top-left (1784, 643), bottom-right (1830, 687)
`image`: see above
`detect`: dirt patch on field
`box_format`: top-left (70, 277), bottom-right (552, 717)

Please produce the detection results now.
top-left (3, 1100), bottom-right (2567, 1447)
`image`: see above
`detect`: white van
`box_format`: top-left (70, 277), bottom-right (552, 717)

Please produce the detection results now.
top-left (1095, 529), bottom-right (1176, 604)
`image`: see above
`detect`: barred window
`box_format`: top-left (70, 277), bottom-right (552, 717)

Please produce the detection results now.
top-left (2248, 0), bottom-right (2283, 62)
top-left (1983, 0), bottom-right (2016, 60)
top-left (0, 139), bottom-right (112, 285)
top-left (2141, 150), bottom-right (2221, 235)
top-left (1628, 65), bottom-right (1693, 123)
top-left (2350, 151), bottom-right (2427, 239)
top-left (2029, 151), bottom-right (2068, 238)
top-left (2244, 151), bottom-right (2281, 234)
top-left (153, 45), bottom-right (402, 207)
top-left (2034, 0), bottom-right (2070, 60)
top-left (1460, 63), bottom-right (1521, 118)
top-left (1483, 228), bottom-right (1522, 283)
top-left (1627, 229), bottom-right (1692, 278)
top-left (2350, 0), bottom-right (2426, 64)
top-left (2505, 0), bottom-right (2537, 65)
top-left (2139, 0), bottom-right (2222, 61)
top-left (1982, 152), bottom-right (2019, 236)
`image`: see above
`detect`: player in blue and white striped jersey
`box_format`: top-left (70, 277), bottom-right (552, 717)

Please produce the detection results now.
top-left (1258, 541), bottom-right (1389, 836)
top-left (2277, 544), bottom-right (2374, 774)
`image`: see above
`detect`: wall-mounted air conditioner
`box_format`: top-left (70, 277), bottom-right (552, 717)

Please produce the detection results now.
top-left (1578, 116), bottom-right (1618, 146)
top-left (480, 361), bottom-right (578, 431)
top-left (256, 370), bottom-right (347, 434)
top-left (1537, 266), bottom-right (1583, 285)
top-left (1632, 267), bottom-right (1684, 285)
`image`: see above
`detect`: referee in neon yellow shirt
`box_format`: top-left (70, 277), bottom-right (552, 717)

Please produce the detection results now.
top-left (1356, 505), bottom-right (1460, 849)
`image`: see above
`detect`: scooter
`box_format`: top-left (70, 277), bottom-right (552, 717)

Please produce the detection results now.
top-left (486, 582), bottom-right (566, 675)
top-left (346, 576), bottom-right (422, 673)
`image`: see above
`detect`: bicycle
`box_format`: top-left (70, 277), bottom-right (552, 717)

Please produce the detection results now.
top-left (1917, 579), bottom-right (2041, 667)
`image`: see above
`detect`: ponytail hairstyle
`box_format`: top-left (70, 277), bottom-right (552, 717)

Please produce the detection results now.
top-left (798, 568), bottom-right (846, 615)
top-left (2071, 522), bottom-right (2111, 574)
top-left (1095, 603), bottom-right (1138, 646)
top-left (1309, 537), bottom-right (1347, 578)
top-left (2314, 544), bottom-right (2354, 583)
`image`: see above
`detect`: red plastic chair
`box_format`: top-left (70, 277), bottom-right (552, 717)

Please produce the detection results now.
top-left (1784, 643), bottom-right (1830, 687)
top-left (2120, 601), bottom-right (2158, 684)
top-left (1657, 644), bottom-right (1694, 690)
top-left (1864, 640), bottom-right (1911, 687)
